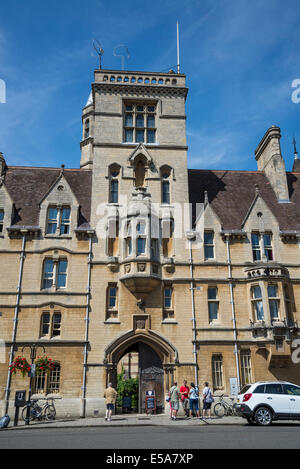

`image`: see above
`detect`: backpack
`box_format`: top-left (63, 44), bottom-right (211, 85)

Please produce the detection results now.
top-left (190, 386), bottom-right (199, 399)
top-left (0, 415), bottom-right (10, 429)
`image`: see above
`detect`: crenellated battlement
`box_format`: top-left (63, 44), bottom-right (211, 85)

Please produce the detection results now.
top-left (94, 69), bottom-right (186, 88)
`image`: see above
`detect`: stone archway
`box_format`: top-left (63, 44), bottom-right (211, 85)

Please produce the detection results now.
top-left (104, 330), bottom-right (178, 413)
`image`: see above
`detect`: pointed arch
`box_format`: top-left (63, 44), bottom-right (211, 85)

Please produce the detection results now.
top-left (104, 329), bottom-right (179, 365)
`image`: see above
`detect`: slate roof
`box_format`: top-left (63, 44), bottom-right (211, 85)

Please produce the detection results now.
top-left (2, 165), bottom-right (300, 233)
top-left (188, 169), bottom-right (300, 232)
top-left (3, 167), bottom-right (92, 228)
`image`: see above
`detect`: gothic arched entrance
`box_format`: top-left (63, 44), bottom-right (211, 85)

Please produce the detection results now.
top-left (104, 330), bottom-right (178, 414)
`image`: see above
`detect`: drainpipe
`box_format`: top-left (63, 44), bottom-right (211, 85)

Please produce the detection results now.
top-left (187, 232), bottom-right (198, 387)
top-left (4, 231), bottom-right (26, 414)
top-left (81, 232), bottom-right (93, 418)
top-left (225, 235), bottom-right (241, 391)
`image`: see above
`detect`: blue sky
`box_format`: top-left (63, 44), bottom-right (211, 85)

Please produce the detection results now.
top-left (0, 0), bottom-right (299, 171)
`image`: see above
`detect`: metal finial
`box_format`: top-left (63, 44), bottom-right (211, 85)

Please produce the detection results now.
top-left (93, 40), bottom-right (104, 69)
top-left (293, 136), bottom-right (298, 156)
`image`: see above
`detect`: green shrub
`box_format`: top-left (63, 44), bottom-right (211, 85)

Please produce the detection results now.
top-left (116, 369), bottom-right (139, 408)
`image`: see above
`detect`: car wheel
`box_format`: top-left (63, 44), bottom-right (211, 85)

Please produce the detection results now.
top-left (254, 406), bottom-right (273, 426)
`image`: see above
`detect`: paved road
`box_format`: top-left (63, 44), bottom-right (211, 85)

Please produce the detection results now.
top-left (1, 424), bottom-right (300, 449)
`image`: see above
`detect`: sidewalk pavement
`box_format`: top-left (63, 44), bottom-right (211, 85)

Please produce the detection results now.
top-left (5, 413), bottom-right (247, 430)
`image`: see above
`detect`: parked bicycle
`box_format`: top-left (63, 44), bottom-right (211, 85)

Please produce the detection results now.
top-left (213, 394), bottom-right (238, 417)
top-left (22, 398), bottom-right (57, 423)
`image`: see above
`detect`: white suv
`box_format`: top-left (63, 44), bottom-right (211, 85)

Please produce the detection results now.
top-left (235, 381), bottom-right (300, 426)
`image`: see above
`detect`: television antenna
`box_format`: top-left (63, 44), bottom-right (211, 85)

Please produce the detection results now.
top-left (113, 44), bottom-right (130, 70)
top-left (93, 40), bottom-right (104, 69)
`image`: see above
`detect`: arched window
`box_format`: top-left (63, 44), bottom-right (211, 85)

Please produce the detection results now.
top-left (109, 165), bottom-right (120, 203)
top-left (160, 166), bottom-right (172, 204)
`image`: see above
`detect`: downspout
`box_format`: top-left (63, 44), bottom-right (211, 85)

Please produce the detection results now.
top-left (81, 232), bottom-right (93, 418)
top-left (225, 235), bottom-right (241, 391)
top-left (4, 231), bottom-right (26, 414)
top-left (188, 234), bottom-right (198, 387)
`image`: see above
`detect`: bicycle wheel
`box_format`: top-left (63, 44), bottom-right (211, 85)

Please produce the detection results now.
top-left (214, 403), bottom-right (226, 417)
top-left (45, 405), bottom-right (56, 421)
top-left (232, 403), bottom-right (239, 416)
top-left (22, 405), bottom-right (34, 422)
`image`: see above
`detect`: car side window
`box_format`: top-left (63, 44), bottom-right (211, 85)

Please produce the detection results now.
top-left (265, 383), bottom-right (283, 394)
top-left (253, 384), bottom-right (265, 393)
top-left (283, 384), bottom-right (300, 396)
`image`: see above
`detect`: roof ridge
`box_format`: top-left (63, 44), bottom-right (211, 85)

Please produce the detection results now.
top-left (7, 166), bottom-right (92, 171)
top-left (188, 168), bottom-right (264, 174)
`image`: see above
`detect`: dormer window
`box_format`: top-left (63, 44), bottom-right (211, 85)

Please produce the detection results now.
top-left (204, 231), bottom-right (214, 260)
top-left (46, 206), bottom-right (71, 236)
top-left (60, 207), bottom-right (71, 235)
top-left (251, 232), bottom-right (273, 261)
top-left (0, 209), bottom-right (4, 233)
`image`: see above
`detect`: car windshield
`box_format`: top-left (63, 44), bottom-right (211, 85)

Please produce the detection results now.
top-left (239, 385), bottom-right (251, 395)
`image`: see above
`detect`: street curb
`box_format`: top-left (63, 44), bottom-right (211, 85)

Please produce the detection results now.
top-left (4, 421), bottom-right (248, 431)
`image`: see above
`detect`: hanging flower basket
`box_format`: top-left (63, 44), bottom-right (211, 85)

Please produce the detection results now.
top-left (9, 356), bottom-right (31, 378)
top-left (35, 356), bottom-right (55, 376)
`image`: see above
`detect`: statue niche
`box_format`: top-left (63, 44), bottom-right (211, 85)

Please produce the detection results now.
top-left (134, 157), bottom-right (146, 188)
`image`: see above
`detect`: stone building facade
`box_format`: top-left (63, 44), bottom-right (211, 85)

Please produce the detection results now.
top-left (0, 68), bottom-right (300, 418)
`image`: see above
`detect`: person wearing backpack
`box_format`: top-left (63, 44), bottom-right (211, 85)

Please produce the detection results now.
top-left (202, 381), bottom-right (214, 419)
top-left (189, 382), bottom-right (200, 418)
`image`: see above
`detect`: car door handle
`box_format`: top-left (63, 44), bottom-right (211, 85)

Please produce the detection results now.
top-left (267, 397), bottom-right (272, 400)
top-left (290, 398), bottom-right (296, 401)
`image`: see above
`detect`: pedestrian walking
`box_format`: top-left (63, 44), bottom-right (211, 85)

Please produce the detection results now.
top-left (180, 380), bottom-right (190, 417)
top-left (202, 381), bottom-right (214, 419)
top-left (104, 382), bottom-right (118, 422)
top-left (169, 382), bottom-right (180, 420)
top-left (189, 382), bottom-right (200, 418)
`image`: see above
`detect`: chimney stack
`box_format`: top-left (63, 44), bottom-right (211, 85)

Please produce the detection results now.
top-left (255, 126), bottom-right (289, 203)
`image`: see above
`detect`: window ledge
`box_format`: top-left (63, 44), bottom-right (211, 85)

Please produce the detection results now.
top-left (44, 235), bottom-right (72, 239)
top-left (104, 319), bottom-right (120, 324)
top-left (161, 319), bottom-right (178, 324)
top-left (39, 337), bottom-right (62, 341)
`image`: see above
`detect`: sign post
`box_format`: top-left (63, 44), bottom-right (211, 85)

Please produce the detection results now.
top-left (14, 390), bottom-right (26, 426)
top-left (145, 390), bottom-right (156, 415)
top-left (21, 344), bottom-right (45, 425)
